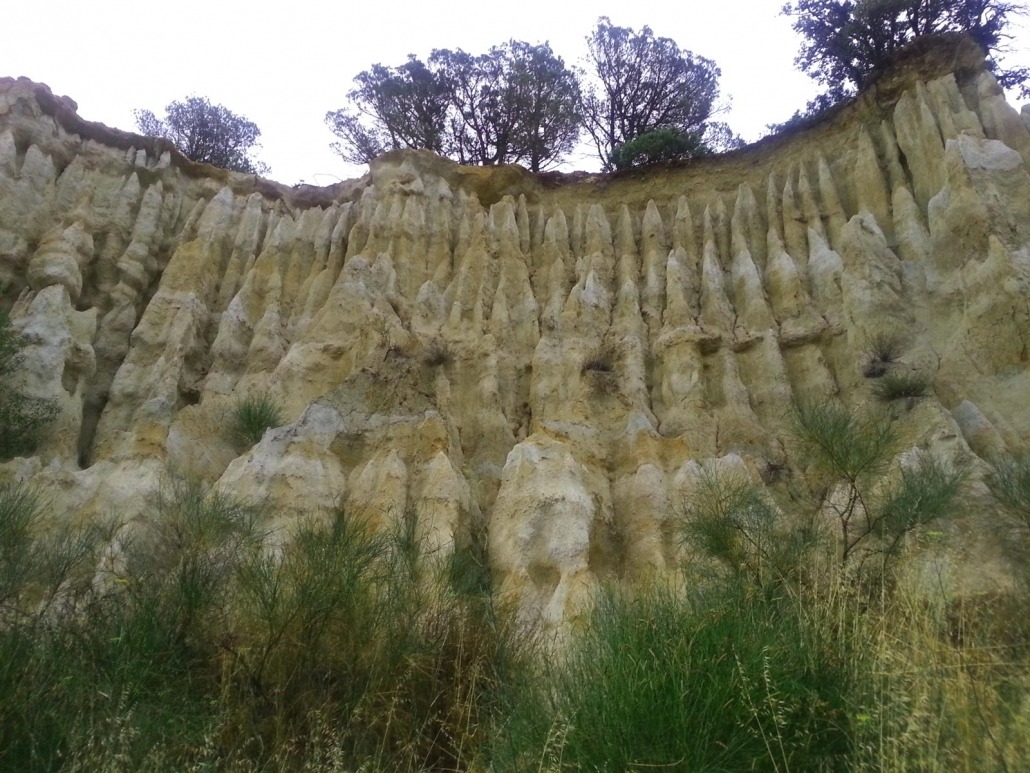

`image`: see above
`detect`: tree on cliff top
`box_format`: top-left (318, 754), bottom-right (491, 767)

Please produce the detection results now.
top-left (433, 41), bottom-right (582, 171)
top-left (134, 96), bottom-right (269, 175)
top-left (326, 41), bottom-right (582, 172)
top-left (325, 56), bottom-right (452, 165)
top-left (784, 0), bottom-right (1030, 110)
top-left (582, 17), bottom-right (726, 171)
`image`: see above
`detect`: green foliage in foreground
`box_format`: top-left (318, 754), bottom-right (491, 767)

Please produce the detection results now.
top-left (0, 481), bottom-right (519, 772)
top-left (503, 583), bottom-right (852, 772)
top-left (789, 400), bottom-right (966, 572)
top-left (0, 398), bottom-right (1026, 771)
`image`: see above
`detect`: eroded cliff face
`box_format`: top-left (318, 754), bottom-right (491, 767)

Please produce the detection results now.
top-left (3, 37), bottom-right (1030, 628)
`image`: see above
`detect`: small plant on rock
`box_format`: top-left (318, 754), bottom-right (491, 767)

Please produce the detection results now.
top-left (871, 370), bottom-right (931, 402)
top-left (582, 346), bottom-right (619, 396)
top-left (227, 392), bottom-right (284, 450)
top-left (862, 331), bottom-right (905, 378)
top-left (421, 338), bottom-right (453, 368)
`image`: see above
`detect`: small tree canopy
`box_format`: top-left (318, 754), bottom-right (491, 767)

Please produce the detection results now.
top-left (134, 96), bottom-right (269, 174)
top-left (784, 0), bottom-right (1030, 108)
top-left (583, 17), bottom-right (724, 171)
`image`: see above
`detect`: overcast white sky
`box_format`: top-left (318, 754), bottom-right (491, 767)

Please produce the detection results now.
top-left (3, 1), bottom-right (1029, 185)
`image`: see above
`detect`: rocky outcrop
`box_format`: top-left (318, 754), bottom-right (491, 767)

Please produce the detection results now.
top-left (3, 36), bottom-right (1030, 629)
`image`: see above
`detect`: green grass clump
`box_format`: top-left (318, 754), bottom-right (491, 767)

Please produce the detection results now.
top-left (863, 331), bottom-right (906, 378)
top-left (502, 583), bottom-right (852, 772)
top-left (227, 392), bottom-right (284, 450)
top-left (871, 370), bottom-right (931, 401)
top-left (787, 400), bottom-right (965, 573)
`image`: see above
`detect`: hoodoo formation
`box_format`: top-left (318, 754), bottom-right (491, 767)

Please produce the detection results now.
top-left (2, 35), bottom-right (1029, 628)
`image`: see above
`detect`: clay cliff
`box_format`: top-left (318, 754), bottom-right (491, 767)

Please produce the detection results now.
top-left (2, 36), bottom-right (1029, 628)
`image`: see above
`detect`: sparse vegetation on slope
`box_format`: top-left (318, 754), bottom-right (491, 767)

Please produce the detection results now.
top-left (0, 366), bottom-right (1025, 772)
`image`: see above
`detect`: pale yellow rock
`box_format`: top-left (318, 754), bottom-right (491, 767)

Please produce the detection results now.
top-left (3, 39), bottom-right (1030, 627)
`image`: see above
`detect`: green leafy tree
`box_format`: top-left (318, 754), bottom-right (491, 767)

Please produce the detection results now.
top-left (134, 96), bottom-right (269, 174)
top-left (0, 306), bottom-right (58, 459)
top-left (433, 41), bottom-right (582, 171)
top-left (783, 0), bottom-right (1030, 111)
top-left (325, 56), bottom-right (452, 164)
top-left (327, 42), bottom-right (582, 171)
top-left (583, 17), bottom-right (724, 171)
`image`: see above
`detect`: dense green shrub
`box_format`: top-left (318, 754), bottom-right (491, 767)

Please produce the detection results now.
top-left (610, 127), bottom-right (707, 169)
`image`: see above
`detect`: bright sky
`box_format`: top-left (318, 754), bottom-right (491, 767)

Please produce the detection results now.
top-left (3, 1), bottom-right (1029, 185)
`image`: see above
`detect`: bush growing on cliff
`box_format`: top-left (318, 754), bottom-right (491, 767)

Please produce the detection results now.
top-left (789, 399), bottom-right (966, 574)
top-left (871, 369), bottom-right (932, 402)
top-left (226, 391), bottom-right (284, 450)
top-left (610, 127), bottom-right (708, 169)
top-left (676, 401), bottom-right (967, 587)
top-left (0, 305), bottom-right (59, 460)
top-left (680, 462), bottom-right (816, 591)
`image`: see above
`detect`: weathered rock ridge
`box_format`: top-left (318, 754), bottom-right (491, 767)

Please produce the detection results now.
top-left (3, 36), bottom-right (1030, 627)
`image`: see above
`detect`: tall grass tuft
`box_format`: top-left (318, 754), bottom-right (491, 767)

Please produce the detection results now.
top-left (226, 392), bottom-right (284, 450)
top-left (500, 582), bottom-right (852, 772)
top-left (871, 370), bottom-right (932, 402)
top-left (844, 587), bottom-right (1030, 772)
